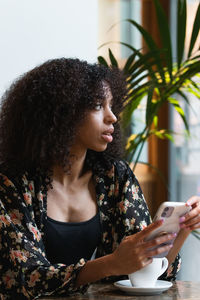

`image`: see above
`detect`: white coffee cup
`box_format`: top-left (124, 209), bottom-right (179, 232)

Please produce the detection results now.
top-left (128, 257), bottom-right (168, 288)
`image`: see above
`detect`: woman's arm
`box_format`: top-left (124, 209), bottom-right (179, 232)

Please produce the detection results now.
top-left (166, 229), bottom-right (190, 266)
top-left (76, 220), bottom-right (176, 287)
top-left (0, 174), bottom-right (88, 299)
top-left (112, 161), bottom-right (180, 281)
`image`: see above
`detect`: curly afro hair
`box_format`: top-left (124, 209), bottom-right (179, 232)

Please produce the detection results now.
top-left (0, 58), bottom-right (128, 177)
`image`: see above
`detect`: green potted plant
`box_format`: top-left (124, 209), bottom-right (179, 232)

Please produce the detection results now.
top-left (98, 0), bottom-right (200, 235)
top-left (98, 0), bottom-right (200, 172)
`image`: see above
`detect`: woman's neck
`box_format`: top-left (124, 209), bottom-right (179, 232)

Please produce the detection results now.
top-left (52, 148), bottom-right (90, 187)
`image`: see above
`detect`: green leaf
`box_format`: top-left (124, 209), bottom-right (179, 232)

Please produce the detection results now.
top-left (153, 115), bottom-right (158, 128)
top-left (120, 42), bottom-right (167, 84)
top-left (98, 56), bottom-right (109, 67)
top-left (126, 19), bottom-right (166, 84)
top-left (164, 133), bottom-right (174, 142)
top-left (190, 79), bottom-right (200, 90)
top-left (128, 50), bottom-right (162, 80)
top-left (177, 89), bottom-right (198, 119)
top-left (119, 41), bottom-right (142, 55)
top-left (155, 131), bottom-right (165, 139)
top-left (122, 93), bottom-right (145, 129)
top-left (153, 0), bottom-right (173, 77)
top-left (187, 79), bottom-right (200, 98)
top-left (169, 96), bottom-right (189, 131)
top-left (177, 0), bottom-right (187, 68)
top-left (108, 48), bottom-right (118, 67)
top-left (127, 19), bottom-right (158, 52)
top-left (188, 2), bottom-right (200, 58)
top-left (187, 87), bottom-right (200, 99)
top-left (129, 72), bottom-right (150, 87)
top-left (123, 52), bottom-right (137, 73)
top-left (146, 87), bottom-right (155, 125)
top-left (163, 60), bottom-right (200, 99)
top-left (128, 81), bottom-right (155, 100)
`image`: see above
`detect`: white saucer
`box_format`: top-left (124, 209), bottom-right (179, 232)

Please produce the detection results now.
top-left (114, 279), bottom-right (173, 295)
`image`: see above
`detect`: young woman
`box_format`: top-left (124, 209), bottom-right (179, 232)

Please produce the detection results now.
top-left (0, 58), bottom-right (199, 299)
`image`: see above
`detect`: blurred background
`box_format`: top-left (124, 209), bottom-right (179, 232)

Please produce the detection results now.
top-left (0, 0), bottom-right (199, 281)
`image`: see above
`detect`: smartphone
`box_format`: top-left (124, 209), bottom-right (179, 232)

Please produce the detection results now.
top-left (146, 201), bottom-right (191, 257)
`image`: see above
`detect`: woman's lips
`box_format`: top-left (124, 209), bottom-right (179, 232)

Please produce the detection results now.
top-left (101, 133), bottom-right (113, 143)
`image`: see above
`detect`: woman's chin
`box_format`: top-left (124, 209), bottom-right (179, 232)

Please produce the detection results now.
top-left (90, 143), bottom-right (108, 152)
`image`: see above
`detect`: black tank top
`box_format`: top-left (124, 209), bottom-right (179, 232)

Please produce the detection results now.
top-left (43, 212), bottom-right (101, 265)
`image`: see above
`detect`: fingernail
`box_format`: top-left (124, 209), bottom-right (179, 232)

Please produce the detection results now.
top-left (159, 218), bottom-right (165, 223)
top-left (179, 217), bottom-right (185, 223)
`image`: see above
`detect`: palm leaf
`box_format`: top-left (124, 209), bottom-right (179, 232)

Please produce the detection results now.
top-left (98, 56), bottom-right (109, 67)
top-left (188, 2), bottom-right (200, 58)
top-left (176, 89), bottom-right (190, 106)
top-left (146, 88), bottom-right (155, 125)
top-left (121, 93), bottom-right (145, 129)
top-left (164, 60), bottom-right (200, 98)
top-left (126, 19), bottom-right (158, 52)
top-left (129, 73), bottom-right (150, 87)
top-left (128, 81), bottom-right (155, 99)
top-left (177, 89), bottom-right (198, 119)
top-left (177, 0), bottom-right (187, 68)
top-left (126, 19), bottom-right (166, 84)
top-left (168, 96), bottom-right (189, 132)
top-left (128, 50), bottom-right (164, 79)
top-left (123, 52), bottom-right (138, 73)
top-left (153, 0), bottom-right (173, 77)
top-left (120, 42), bottom-right (167, 83)
top-left (108, 48), bottom-right (118, 67)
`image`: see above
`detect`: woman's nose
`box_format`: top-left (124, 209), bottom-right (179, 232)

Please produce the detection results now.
top-left (105, 107), bottom-right (117, 124)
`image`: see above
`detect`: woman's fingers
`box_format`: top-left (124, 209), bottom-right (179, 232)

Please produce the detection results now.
top-left (186, 195), bottom-right (200, 208)
top-left (188, 222), bottom-right (200, 231)
top-left (135, 219), bottom-right (164, 241)
top-left (128, 232), bottom-right (176, 262)
top-left (146, 243), bottom-right (173, 258)
top-left (181, 215), bottom-right (200, 229)
top-left (144, 232), bottom-right (176, 249)
top-left (138, 233), bottom-right (176, 258)
top-left (113, 222), bottom-right (174, 274)
top-left (180, 196), bottom-right (200, 229)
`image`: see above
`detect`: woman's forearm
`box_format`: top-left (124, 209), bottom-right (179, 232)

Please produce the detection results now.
top-left (166, 229), bottom-right (190, 266)
top-left (76, 254), bottom-right (115, 287)
top-left (76, 222), bottom-right (181, 287)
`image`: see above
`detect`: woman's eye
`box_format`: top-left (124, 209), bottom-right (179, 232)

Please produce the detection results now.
top-left (94, 103), bottom-right (102, 110)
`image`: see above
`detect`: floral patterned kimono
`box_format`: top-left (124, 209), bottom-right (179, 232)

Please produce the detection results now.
top-left (0, 160), bottom-right (180, 299)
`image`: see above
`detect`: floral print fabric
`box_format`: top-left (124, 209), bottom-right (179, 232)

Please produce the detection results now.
top-left (0, 160), bottom-right (180, 299)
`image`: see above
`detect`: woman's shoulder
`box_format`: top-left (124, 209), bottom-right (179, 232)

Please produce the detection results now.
top-left (103, 159), bottom-right (134, 181)
top-left (113, 159), bottom-right (130, 170)
top-left (0, 167), bottom-right (43, 192)
top-left (0, 170), bottom-right (28, 193)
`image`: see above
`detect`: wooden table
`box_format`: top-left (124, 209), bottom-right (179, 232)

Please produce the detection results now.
top-left (40, 281), bottom-right (200, 300)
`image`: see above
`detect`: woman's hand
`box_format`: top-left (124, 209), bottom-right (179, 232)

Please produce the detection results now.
top-left (109, 220), bottom-right (176, 276)
top-left (179, 196), bottom-right (200, 231)
top-left (76, 220), bottom-right (176, 286)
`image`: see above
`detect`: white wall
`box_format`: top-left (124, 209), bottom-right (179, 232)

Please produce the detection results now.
top-left (0, 0), bottom-right (98, 96)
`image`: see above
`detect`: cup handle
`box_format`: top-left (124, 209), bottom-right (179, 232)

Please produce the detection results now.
top-left (159, 257), bottom-right (168, 276)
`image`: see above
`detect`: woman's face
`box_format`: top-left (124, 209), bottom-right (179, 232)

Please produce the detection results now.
top-left (73, 83), bottom-right (117, 153)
